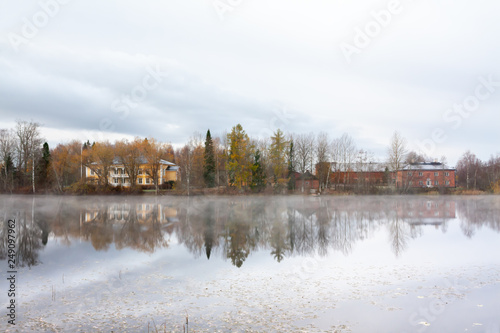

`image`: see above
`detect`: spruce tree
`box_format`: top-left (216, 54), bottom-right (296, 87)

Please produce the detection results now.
top-left (287, 140), bottom-right (295, 190)
top-left (37, 142), bottom-right (51, 189)
top-left (203, 129), bottom-right (216, 188)
top-left (251, 149), bottom-right (266, 192)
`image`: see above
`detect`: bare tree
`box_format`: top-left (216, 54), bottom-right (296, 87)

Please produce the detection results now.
top-left (85, 141), bottom-right (115, 187)
top-left (387, 131), bottom-right (408, 188)
top-left (354, 149), bottom-right (374, 192)
top-left (294, 132), bottom-right (315, 192)
top-left (176, 140), bottom-right (195, 195)
top-left (15, 120), bottom-right (42, 192)
top-left (338, 133), bottom-right (356, 189)
top-left (486, 154), bottom-right (500, 191)
top-left (315, 132), bottom-right (330, 191)
top-left (142, 138), bottom-right (172, 195)
top-left (330, 137), bottom-right (341, 190)
top-left (295, 133), bottom-right (314, 173)
top-left (115, 138), bottom-right (142, 188)
top-left (405, 151), bottom-right (426, 164)
top-left (456, 150), bottom-right (481, 190)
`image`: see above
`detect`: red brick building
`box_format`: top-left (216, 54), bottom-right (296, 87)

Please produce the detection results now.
top-left (324, 162), bottom-right (388, 186)
top-left (395, 162), bottom-right (456, 188)
top-left (291, 171), bottom-right (319, 191)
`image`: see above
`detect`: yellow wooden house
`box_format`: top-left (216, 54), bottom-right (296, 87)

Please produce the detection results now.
top-left (86, 158), bottom-right (179, 187)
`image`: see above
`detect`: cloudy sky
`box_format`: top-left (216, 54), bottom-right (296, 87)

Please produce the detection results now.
top-left (1, 0), bottom-right (499, 165)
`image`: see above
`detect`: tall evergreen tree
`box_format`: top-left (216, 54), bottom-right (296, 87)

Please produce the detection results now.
top-left (269, 129), bottom-right (288, 190)
top-left (36, 142), bottom-right (51, 190)
top-left (287, 140), bottom-right (295, 190)
top-left (203, 129), bottom-right (216, 188)
top-left (1, 153), bottom-right (15, 192)
top-left (251, 149), bottom-right (266, 192)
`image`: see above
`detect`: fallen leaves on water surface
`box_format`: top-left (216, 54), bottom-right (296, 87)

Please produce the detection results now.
top-left (6, 263), bottom-right (500, 332)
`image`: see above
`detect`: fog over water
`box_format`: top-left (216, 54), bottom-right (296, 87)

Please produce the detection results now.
top-left (1, 195), bottom-right (500, 332)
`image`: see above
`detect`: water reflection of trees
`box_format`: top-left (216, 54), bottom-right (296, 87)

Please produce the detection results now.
top-left (2, 196), bottom-right (500, 268)
top-left (175, 197), bottom-right (483, 265)
top-left (0, 197), bottom-right (174, 267)
top-left (456, 197), bottom-right (500, 237)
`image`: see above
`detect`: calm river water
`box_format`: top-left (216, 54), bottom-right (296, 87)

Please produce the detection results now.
top-left (1, 195), bottom-right (499, 332)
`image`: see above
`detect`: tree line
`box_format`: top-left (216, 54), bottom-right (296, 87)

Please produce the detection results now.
top-left (1, 120), bottom-right (500, 194)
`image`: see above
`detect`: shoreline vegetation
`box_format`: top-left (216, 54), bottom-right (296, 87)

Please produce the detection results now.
top-left (1, 182), bottom-right (490, 196)
top-left (2, 120), bottom-right (500, 196)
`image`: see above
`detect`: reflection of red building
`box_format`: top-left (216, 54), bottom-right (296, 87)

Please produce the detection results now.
top-left (398, 199), bottom-right (456, 225)
top-left (396, 162), bottom-right (456, 188)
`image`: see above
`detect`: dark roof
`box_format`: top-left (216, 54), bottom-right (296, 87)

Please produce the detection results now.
top-left (293, 171), bottom-right (318, 180)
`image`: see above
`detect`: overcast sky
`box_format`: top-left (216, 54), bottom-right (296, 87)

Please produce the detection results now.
top-left (1, 0), bottom-right (499, 165)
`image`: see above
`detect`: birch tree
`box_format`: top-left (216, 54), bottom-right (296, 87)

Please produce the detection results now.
top-left (338, 133), bottom-right (356, 189)
top-left (15, 120), bottom-right (42, 192)
top-left (315, 132), bottom-right (330, 191)
top-left (387, 131), bottom-right (408, 187)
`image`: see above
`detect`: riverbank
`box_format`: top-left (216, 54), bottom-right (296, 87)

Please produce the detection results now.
top-left (1, 185), bottom-right (492, 196)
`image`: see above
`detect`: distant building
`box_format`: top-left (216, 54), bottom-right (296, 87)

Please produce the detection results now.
top-left (321, 162), bottom-right (388, 187)
top-left (395, 162), bottom-right (456, 188)
top-left (86, 157), bottom-right (179, 187)
top-left (291, 171), bottom-right (319, 191)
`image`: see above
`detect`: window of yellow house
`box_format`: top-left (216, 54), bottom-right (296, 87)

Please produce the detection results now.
top-left (138, 178), bottom-right (143, 184)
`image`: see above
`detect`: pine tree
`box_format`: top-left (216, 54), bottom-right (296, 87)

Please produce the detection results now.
top-left (251, 149), bottom-right (266, 192)
top-left (287, 140), bottom-right (295, 190)
top-left (203, 129), bottom-right (216, 188)
top-left (1, 153), bottom-right (15, 192)
top-left (36, 142), bottom-right (51, 189)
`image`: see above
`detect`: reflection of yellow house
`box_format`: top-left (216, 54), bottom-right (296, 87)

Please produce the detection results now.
top-left (81, 203), bottom-right (178, 224)
top-left (86, 158), bottom-right (179, 187)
